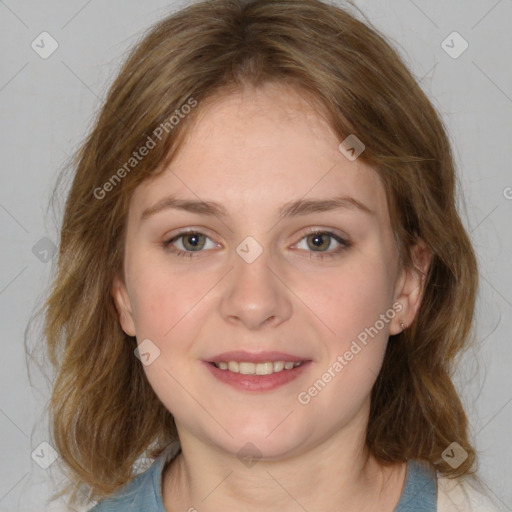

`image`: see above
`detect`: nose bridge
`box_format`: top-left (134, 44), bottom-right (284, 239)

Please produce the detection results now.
top-left (219, 241), bottom-right (292, 329)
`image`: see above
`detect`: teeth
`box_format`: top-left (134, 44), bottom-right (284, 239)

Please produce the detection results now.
top-left (213, 360), bottom-right (304, 375)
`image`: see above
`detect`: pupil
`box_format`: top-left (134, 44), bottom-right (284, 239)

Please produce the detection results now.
top-left (184, 233), bottom-right (204, 250)
top-left (310, 234), bottom-right (328, 251)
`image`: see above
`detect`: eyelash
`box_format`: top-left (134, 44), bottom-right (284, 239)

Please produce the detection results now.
top-left (162, 229), bottom-right (350, 261)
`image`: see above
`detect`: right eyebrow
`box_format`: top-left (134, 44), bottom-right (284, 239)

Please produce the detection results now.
top-left (141, 196), bottom-right (227, 221)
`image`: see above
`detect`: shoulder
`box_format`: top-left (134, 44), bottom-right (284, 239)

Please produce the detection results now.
top-left (85, 468), bottom-right (156, 512)
top-left (85, 442), bottom-right (181, 512)
top-left (437, 474), bottom-right (503, 512)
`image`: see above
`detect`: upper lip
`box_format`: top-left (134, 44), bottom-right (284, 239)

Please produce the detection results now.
top-left (206, 351), bottom-right (310, 363)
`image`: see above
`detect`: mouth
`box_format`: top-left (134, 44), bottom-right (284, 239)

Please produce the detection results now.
top-left (208, 360), bottom-right (305, 375)
top-left (203, 351), bottom-right (312, 391)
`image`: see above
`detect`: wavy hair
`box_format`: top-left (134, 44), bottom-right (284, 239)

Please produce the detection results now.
top-left (42, 0), bottom-right (478, 505)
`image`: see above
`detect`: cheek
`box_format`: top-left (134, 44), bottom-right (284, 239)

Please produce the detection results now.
top-left (127, 254), bottom-right (198, 337)
top-left (127, 260), bottom-right (210, 413)
top-left (297, 254), bottom-right (395, 398)
top-left (305, 259), bottom-right (394, 341)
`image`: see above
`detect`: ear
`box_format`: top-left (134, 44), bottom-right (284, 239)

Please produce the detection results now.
top-left (111, 274), bottom-right (136, 337)
top-left (389, 239), bottom-right (432, 335)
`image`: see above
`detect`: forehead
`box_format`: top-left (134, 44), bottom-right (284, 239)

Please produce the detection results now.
top-left (130, 82), bottom-right (388, 221)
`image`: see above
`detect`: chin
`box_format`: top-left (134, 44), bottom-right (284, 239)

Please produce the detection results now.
top-left (208, 417), bottom-right (310, 462)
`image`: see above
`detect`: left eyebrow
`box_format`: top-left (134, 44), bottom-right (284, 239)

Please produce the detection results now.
top-left (140, 194), bottom-right (374, 222)
top-left (278, 196), bottom-right (374, 220)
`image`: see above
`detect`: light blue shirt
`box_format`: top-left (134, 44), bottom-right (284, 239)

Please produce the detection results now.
top-left (88, 442), bottom-right (437, 511)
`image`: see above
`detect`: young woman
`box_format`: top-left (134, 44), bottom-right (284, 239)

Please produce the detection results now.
top-left (43, 1), bottom-right (500, 510)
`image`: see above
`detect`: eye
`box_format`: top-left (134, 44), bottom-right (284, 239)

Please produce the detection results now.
top-left (162, 229), bottom-right (350, 260)
top-left (163, 231), bottom-right (218, 258)
top-left (294, 230), bottom-right (350, 259)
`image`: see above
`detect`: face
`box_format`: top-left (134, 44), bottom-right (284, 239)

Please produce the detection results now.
top-left (112, 82), bottom-right (426, 460)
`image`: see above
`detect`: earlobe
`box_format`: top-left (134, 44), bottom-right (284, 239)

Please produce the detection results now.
top-left (111, 275), bottom-right (137, 337)
top-left (390, 239), bottom-right (432, 335)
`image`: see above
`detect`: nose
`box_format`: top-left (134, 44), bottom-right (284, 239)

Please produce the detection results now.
top-left (219, 247), bottom-right (293, 330)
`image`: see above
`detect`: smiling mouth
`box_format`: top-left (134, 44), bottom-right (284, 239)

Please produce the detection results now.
top-left (209, 361), bottom-right (304, 375)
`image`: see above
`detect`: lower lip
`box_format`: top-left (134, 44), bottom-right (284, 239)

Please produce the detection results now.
top-left (203, 361), bottom-right (312, 392)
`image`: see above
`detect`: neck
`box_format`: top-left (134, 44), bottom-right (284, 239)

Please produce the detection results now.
top-left (162, 405), bottom-right (406, 512)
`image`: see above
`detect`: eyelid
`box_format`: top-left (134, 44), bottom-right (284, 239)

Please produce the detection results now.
top-left (296, 226), bottom-right (350, 242)
top-left (163, 226), bottom-right (218, 243)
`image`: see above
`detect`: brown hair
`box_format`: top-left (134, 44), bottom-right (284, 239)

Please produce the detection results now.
top-left (43, 0), bottom-right (478, 506)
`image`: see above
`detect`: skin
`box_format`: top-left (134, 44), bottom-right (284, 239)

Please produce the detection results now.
top-left (112, 81), bottom-right (431, 512)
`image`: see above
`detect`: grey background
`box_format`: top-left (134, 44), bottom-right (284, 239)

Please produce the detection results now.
top-left (0, 0), bottom-right (511, 510)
